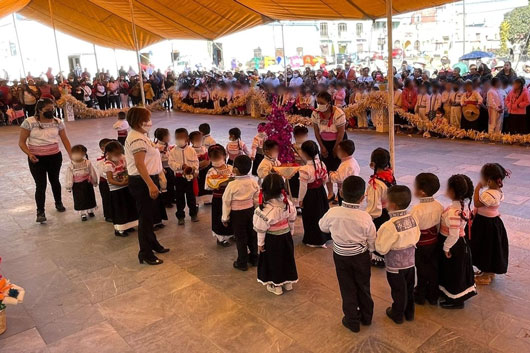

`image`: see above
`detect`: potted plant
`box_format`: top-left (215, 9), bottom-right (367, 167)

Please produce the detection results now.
top-left (0, 257), bottom-right (25, 335)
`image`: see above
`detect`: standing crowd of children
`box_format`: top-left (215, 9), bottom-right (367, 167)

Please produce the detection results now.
top-left (63, 112), bottom-right (510, 334)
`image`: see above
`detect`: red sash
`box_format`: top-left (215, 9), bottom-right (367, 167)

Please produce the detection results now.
top-left (418, 226), bottom-right (438, 246)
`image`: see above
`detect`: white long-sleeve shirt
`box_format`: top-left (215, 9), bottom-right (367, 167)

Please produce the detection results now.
top-left (365, 178), bottom-right (389, 219)
top-left (204, 165), bottom-right (233, 191)
top-left (251, 132), bottom-right (267, 158)
top-left (226, 139), bottom-right (249, 161)
top-left (203, 134), bottom-right (216, 149)
top-left (65, 159), bottom-right (98, 189)
top-left (168, 145), bottom-right (199, 175)
top-left (329, 156), bottom-right (360, 185)
top-left (253, 198), bottom-right (297, 246)
top-left (460, 91), bottom-right (483, 106)
top-left (487, 88), bottom-right (503, 111)
top-left (221, 175), bottom-right (260, 222)
top-left (439, 201), bottom-right (469, 252)
top-left (410, 197), bottom-right (444, 231)
top-left (257, 155), bottom-right (281, 180)
top-left (298, 157), bottom-right (328, 202)
top-left (319, 202), bottom-right (376, 255)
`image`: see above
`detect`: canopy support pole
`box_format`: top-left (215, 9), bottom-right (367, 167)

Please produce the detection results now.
top-left (93, 44), bottom-right (99, 73)
top-left (12, 13), bottom-right (26, 78)
top-left (462, 0), bottom-right (466, 56)
top-left (386, 0), bottom-right (395, 170)
top-left (47, 0), bottom-right (63, 81)
top-left (129, 0), bottom-right (146, 105)
top-left (281, 22), bottom-right (288, 87)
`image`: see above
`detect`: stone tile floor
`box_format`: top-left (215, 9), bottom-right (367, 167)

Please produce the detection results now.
top-left (1, 111), bottom-right (530, 352)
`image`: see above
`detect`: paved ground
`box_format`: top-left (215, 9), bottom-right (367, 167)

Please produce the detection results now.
top-left (1, 111), bottom-right (530, 353)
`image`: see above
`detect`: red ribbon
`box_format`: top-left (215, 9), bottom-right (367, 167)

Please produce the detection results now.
top-left (281, 189), bottom-right (290, 212)
top-left (258, 189), bottom-right (263, 206)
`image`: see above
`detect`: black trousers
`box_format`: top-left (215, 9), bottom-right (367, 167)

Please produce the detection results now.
top-left (160, 167), bottom-right (176, 207)
top-left (128, 175), bottom-right (163, 258)
top-left (386, 267), bottom-right (415, 320)
top-left (117, 136), bottom-right (127, 146)
top-left (415, 243), bottom-right (439, 302)
top-left (99, 178), bottom-right (112, 220)
top-left (333, 251), bottom-right (373, 325)
top-left (24, 104), bottom-right (36, 117)
top-left (230, 207), bottom-right (257, 265)
top-left (28, 152), bottom-right (62, 212)
top-left (108, 95), bottom-right (120, 109)
top-left (96, 96), bottom-right (108, 110)
top-left (175, 177), bottom-right (197, 219)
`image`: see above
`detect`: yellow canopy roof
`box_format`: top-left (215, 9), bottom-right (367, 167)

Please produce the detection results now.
top-left (1, 0), bottom-right (455, 50)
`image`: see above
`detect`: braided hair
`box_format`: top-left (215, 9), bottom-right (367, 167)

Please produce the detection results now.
top-left (448, 174), bottom-right (474, 224)
top-left (481, 163), bottom-right (509, 188)
top-left (370, 147), bottom-right (392, 171)
top-left (261, 174), bottom-right (288, 210)
top-left (301, 140), bottom-right (323, 173)
top-left (153, 128), bottom-right (169, 144)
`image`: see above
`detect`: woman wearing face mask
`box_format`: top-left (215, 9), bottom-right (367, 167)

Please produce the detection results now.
top-left (124, 107), bottom-right (169, 265)
top-left (311, 91), bottom-right (347, 202)
top-left (19, 98), bottom-right (72, 223)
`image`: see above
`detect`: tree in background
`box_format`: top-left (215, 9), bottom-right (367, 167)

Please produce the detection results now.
top-left (499, 5), bottom-right (530, 57)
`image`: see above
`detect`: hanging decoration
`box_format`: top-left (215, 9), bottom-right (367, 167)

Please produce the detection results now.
top-left (262, 96), bottom-right (295, 163)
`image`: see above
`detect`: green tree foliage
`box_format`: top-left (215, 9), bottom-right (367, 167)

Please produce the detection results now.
top-left (500, 5), bottom-right (530, 54)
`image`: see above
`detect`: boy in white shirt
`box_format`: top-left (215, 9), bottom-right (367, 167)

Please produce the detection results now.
top-left (319, 176), bottom-right (376, 333)
top-left (222, 155), bottom-right (260, 271)
top-left (199, 123), bottom-right (216, 149)
top-left (487, 77), bottom-right (504, 134)
top-left (376, 185), bottom-right (420, 324)
top-left (113, 111), bottom-right (129, 145)
top-left (257, 139), bottom-right (281, 181)
top-left (410, 173), bottom-right (444, 305)
top-left (168, 128), bottom-right (199, 225)
top-left (329, 140), bottom-right (360, 205)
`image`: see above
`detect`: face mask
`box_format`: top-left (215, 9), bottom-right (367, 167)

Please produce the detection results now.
top-left (176, 139), bottom-right (187, 148)
top-left (211, 160), bottom-right (224, 168)
top-left (192, 142), bottom-right (203, 148)
top-left (43, 110), bottom-right (54, 119)
top-left (141, 121), bottom-right (152, 133)
top-left (315, 103), bottom-right (328, 112)
top-left (293, 74), bottom-right (299, 78)
top-left (71, 153), bottom-right (84, 161)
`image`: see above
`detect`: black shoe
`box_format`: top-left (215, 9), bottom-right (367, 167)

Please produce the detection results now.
top-left (341, 317), bottom-right (360, 333)
top-left (405, 313), bottom-right (414, 322)
top-left (105, 217), bottom-right (113, 223)
top-left (36, 211), bottom-right (47, 223)
top-left (81, 215), bottom-right (88, 222)
top-left (440, 301), bottom-right (464, 309)
top-left (177, 218), bottom-right (185, 226)
top-left (361, 319), bottom-right (372, 326)
top-left (88, 212), bottom-right (95, 218)
top-left (386, 307), bottom-right (403, 324)
top-left (114, 230), bottom-right (129, 237)
top-left (191, 215), bottom-right (199, 222)
top-left (414, 297), bottom-right (426, 305)
top-left (233, 261), bottom-right (248, 271)
top-left (248, 256), bottom-right (259, 267)
top-left (55, 202), bottom-right (66, 212)
top-left (154, 247), bottom-right (170, 254)
top-left (217, 240), bottom-right (231, 247)
top-left (138, 254), bottom-right (163, 265)
top-left (154, 223), bottom-right (165, 229)
top-left (427, 298), bottom-right (438, 306)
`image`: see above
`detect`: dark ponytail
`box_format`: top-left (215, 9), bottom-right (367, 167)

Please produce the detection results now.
top-left (370, 147), bottom-right (391, 171)
top-left (448, 174), bottom-right (474, 224)
top-left (481, 163), bottom-right (509, 188)
top-left (261, 174), bottom-right (287, 210)
top-left (301, 140), bottom-right (321, 171)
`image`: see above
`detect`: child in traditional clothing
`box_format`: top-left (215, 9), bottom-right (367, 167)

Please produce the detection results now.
top-left (329, 140), bottom-right (360, 205)
top-left (222, 155), bottom-right (260, 271)
top-left (104, 141), bottom-right (138, 237)
top-left (254, 174), bottom-right (298, 295)
top-left (355, 84), bottom-right (368, 128)
top-left (449, 80), bottom-right (463, 128)
top-left (290, 125), bottom-right (308, 210)
top-left (65, 145), bottom-right (98, 221)
top-left (438, 174), bottom-right (477, 309)
top-left (410, 173), bottom-right (444, 305)
top-left (199, 123), bottom-right (216, 149)
top-left (96, 138), bottom-right (113, 222)
top-left (154, 128), bottom-right (175, 208)
top-left (365, 148), bottom-right (396, 267)
top-left (257, 139), bottom-right (281, 181)
top-left (251, 122), bottom-right (267, 176)
top-left (113, 111), bottom-right (129, 145)
top-left (226, 127), bottom-right (249, 165)
top-left (441, 82), bottom-right (453, 120)
top-left (190, 131), bottom-right (211, 206)
top-left (319, 176), bottom-right (376, 333)
top-left (470, 163), bottom-right (509, 285)
top-left (205, 145), bottom-right (234, 247)
top-left (376, 185), bottom-right (420, 324)
top-left (415, 83), bottom-right (431, 120)
top-left (298, 140), bottom-right (330, 247)
top-left (168, 128), bottom-right (199, 225)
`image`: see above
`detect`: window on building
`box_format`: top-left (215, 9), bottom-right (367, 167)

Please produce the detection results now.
top-left (374, 21), bottom-right (386, 30)
top-left (356, 23), bottom-right (363, 36)
top-left (320, 22), bottom-right (328, 36)
top-left (296, 47), bottom-right (303, 56)
top-left (253, 47), bottom-right (262, 58)
top-left (476, 33), bottom-right (480, 41)
top-left (338, 23), bottom-right (347, 36)
top-left (414, 40), bottom-right (420, 51)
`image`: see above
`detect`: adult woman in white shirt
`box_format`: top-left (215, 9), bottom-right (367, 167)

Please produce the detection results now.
top-left (125, 107), bottom-right (168, 265)
top-left (19, 98), bottom-right (72, 223)
top-left (311, 91), bottom-right (347, 202)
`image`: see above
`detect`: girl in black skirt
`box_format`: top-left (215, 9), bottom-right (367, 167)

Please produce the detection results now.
top-left (104, 141), bottom-right (139, 237)
top-left (65, 145), bottom-right (98, 221)
top-left (438, 174), bottom-right (477, 309)
top-left (254, 174), bottom-right (298, 296)
top-left (366, 148), bottom-right (396, 267)
top-left (470, 163), bottom-right (510, 285)
top-left (205, 145), bottom-right (234, 247)
top-left (298, 140), bottom-right (330, 247)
